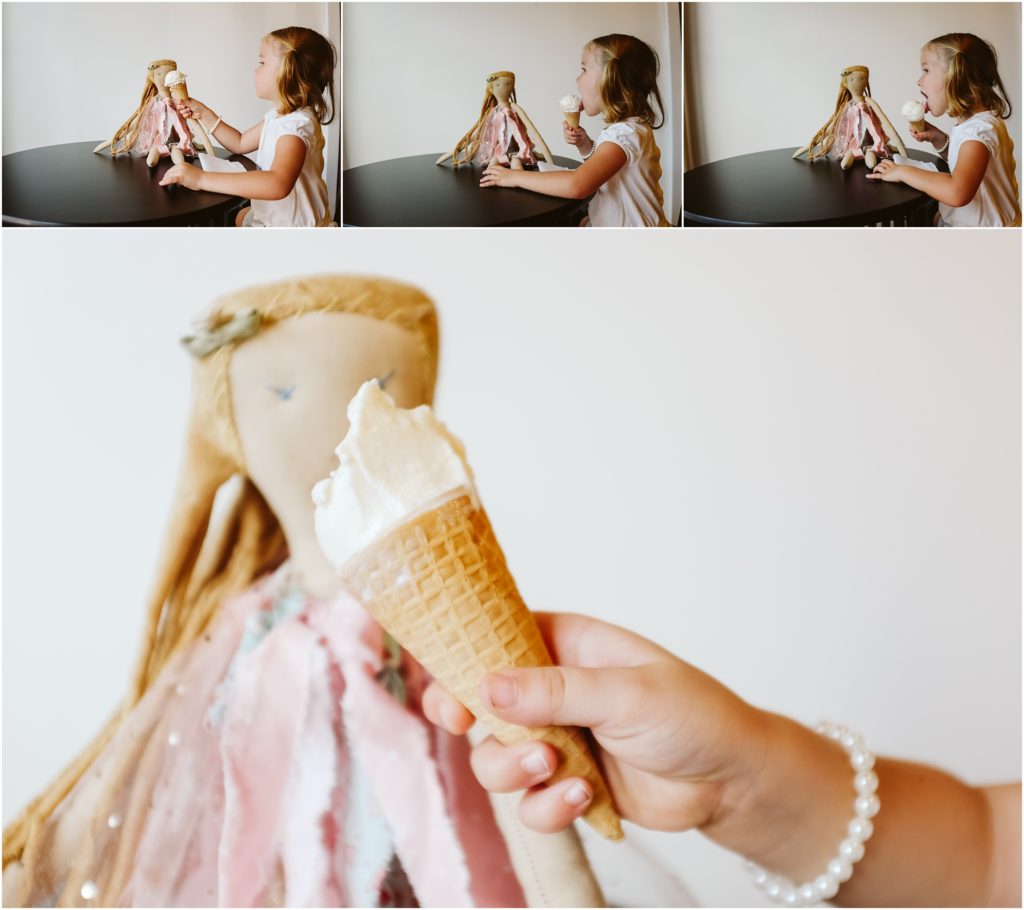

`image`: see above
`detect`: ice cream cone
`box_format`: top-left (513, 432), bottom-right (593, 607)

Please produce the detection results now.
top-left (909, 118), bottom-right (926, 133)
top-left (169, 81), bottom-right (189, 104)
top-left (340, 489), bottom-right (624, 842)
top-left (564, 111), bottom-right (581, 129)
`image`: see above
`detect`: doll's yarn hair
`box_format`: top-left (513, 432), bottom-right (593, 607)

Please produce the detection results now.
top-left (925, 33), bottom-right (1012, 120)
top-left (106, 59), bottom-right (177, 156)
top-left (266, 26), bottom-right (337, 124)
top-left (451, 71), bottom-right (518, 166)
top-left (586, 35), bottom-right (664, 128)
top-left (804, 65), bottom-right (871, 161)
top-left (1, 275), bottom-right (439, 877)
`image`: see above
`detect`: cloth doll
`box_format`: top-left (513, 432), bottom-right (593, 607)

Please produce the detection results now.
top-left (2, 276), bottom-right (542, 908)
top-left (437, 71), bottom-right (553, 169)
top-left (793, 65), bottom-right (907, 170)
top-left (93, 59), bottom-right (201, 167)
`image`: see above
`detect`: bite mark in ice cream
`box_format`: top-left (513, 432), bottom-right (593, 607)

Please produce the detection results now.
top-left (559, 93), bottom-right (583, 113)
top-left (312, 380), bottom-right (475, 568)
top-left (902, 99), bottom-right (927, 130)
top-left (165, 70), bottom-right (188, 87)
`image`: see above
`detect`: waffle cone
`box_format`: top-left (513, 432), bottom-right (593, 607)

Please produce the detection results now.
top-left (909, 118), bottom-right (926, 133)
top-left (341, 490), bottom-right (623, 841)
top-left (564, 111), bottom-right (581, 129)
top-left (169, 82), bottom-right (189, 103)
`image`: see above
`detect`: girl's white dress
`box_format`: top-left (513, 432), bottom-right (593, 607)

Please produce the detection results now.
top-left (939, 111), bottom-right (1021, 227)
top-left (250, 108), bottom-right (333, 227)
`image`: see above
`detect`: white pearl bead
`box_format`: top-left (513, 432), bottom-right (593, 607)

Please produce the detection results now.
top-left (750, 866), bottom-right (769, 886)
top-left (781, 885), bottom-right (799, 905)
top-left (848, 816), bottom-right (874, 841)
top-left (855, 770), bottom-right (879, 795)
top-left (815, 721), bottom-right (830, 735)
top-left (828, 725), bottom-right (845, 742)
top-left (839, 730), bottom-right (856, 749)
top-left (839, 837), bottom-right (865, 862)
top-left (765, 877), bottom-right (783, 899)
top-left (815, 873), bottom-right (840, 899)
top-left (799, 882), bottom-right (818, 903)
top-left (855, 794), bottom-right (881, 818)
top-left (828, 857), bottom-right (854, 882)
top-left (850, 750), bottom-right (875, 772)
top-left (80, 881), bottom-right (99, 901)
top-left (107, 813), bottom-right (122, 829)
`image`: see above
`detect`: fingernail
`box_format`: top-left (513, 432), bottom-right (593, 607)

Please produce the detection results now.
top-left (564, 782), bottom-right (591, 808)
top-left (520, 749), bottom-right (550, 777)
top-left (486, 673), bottom-right (517, 710)
top-left (439, 701), bottom-right (461, 733)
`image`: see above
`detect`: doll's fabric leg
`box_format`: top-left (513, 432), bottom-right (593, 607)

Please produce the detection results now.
top-left (864, 149), bottom-right (878, 169)
top-left (840, 150), bottom-right (856, 170)
top-left (509, 155), bottom-right (524, 171)
top-left (170, 146), bottom-right (185, 166)
top-left (147, 147), bottom-right (162, 167)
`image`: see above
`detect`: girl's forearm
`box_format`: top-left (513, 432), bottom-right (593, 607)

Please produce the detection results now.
top-left (704, 711), bottom-right (1011, 906)
top-left (892, 165), bottom-right (984, 207)
top-left (204, 121), bottom-right (246, 155)
top-left (509, 168), bottom-right (592, 200)
top-left (196, 169), bottom-right (293, 201)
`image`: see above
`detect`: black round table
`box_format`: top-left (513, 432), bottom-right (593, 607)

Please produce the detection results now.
top-left (343, 153), bottom-right (590, 227)
top-left (684, 148), bottom-right (944, 227)
top-left (3, 141), bottom-right (256, 227)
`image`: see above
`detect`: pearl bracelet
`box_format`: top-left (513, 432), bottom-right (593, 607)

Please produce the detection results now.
top-left (744, 722), bottom-right (880, 907)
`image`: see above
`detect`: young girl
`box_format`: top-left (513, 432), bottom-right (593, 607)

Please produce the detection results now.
top-left (479, 34), bottom-right (670, 227)
top-left (160, 27), bottom-right (336, 227)
top-left (868, 33), bottom-right (1020, 227)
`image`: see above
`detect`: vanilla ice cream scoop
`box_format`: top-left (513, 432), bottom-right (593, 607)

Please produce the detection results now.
top-left (312, 380), bottom-right (475, 568)
top-left (165, 70), bottom-right (188, 87)
top-left (559, 93), bottom-right (583, 113)
top-left (902, 99), bottom-right (926, 125)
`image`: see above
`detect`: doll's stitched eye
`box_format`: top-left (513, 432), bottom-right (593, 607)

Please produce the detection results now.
top-left (267, 384), bottom-right (295, 401)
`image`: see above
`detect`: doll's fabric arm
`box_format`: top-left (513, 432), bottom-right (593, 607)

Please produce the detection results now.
top-left (511, 103), bottom-right (554, 164)
top-left (868, 99), bottom-right (908, 157)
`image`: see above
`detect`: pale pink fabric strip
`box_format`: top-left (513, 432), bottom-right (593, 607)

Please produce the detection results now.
top-left (313, 596), bottom-right (478, 908)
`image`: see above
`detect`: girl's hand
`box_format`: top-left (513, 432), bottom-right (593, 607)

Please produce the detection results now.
top-left (909, 122), bottom-right (945, 146)
top-left (563, 122), bottom-right (592, 149)
top-left (866, 160), bottom-right (906, 184)
top-left (159, 162), bottom-right (205, 191)
top-left (479, 162), bottom-right (519, 189)
top-left (174, 97), bottom-right (209, 122)
top-left (422, 612), bottom-right (767, 833)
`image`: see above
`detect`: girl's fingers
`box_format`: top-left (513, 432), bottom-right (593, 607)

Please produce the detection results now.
top-left (422, 680), bottom-right (475, 734)
top-left (469, 736), bottom-right (559, 793)
top-left (517, 777), bottom-right (593, 833)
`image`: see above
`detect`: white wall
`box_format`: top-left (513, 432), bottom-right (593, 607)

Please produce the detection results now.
top-left (3, 228), bottom-right (1019, 906)
top-left (1, 2), bottom-right (341, 218)
top-left (684, 1), bottom-right (1022, 184)
top-left (343, 2), bottom-right (681, 222)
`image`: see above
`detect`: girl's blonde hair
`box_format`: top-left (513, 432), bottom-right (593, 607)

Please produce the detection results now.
top-left (451, 71), bottom-right (518, 166)
top-left (266, 26), bottom-right (337, 124)
top-left (925, 33), bottom-right (1012, 120)
top-left (803, 65), bottom-right (871, 161)
top-left (586, 34), bottom-right (664, 128)
top-left (2, 276), bottom-right (439, 888)
top-left (107, 59), bottom-right (177, 156)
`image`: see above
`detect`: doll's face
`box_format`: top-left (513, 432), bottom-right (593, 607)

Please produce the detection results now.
top-left (576, 47), bottom-right (603, 117)
top-left (229, 311), bottom-right (431, 535)
top-left (254, 38), bottom-right (283, 102)
top-left (149, 63), bottom-right (175, 95)
top-left (843, 69), bottom-right (868, 96)
top-left (917, 48), bottom-right (947, 116)
top-left (489, 75), bottom-right (514, 104)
